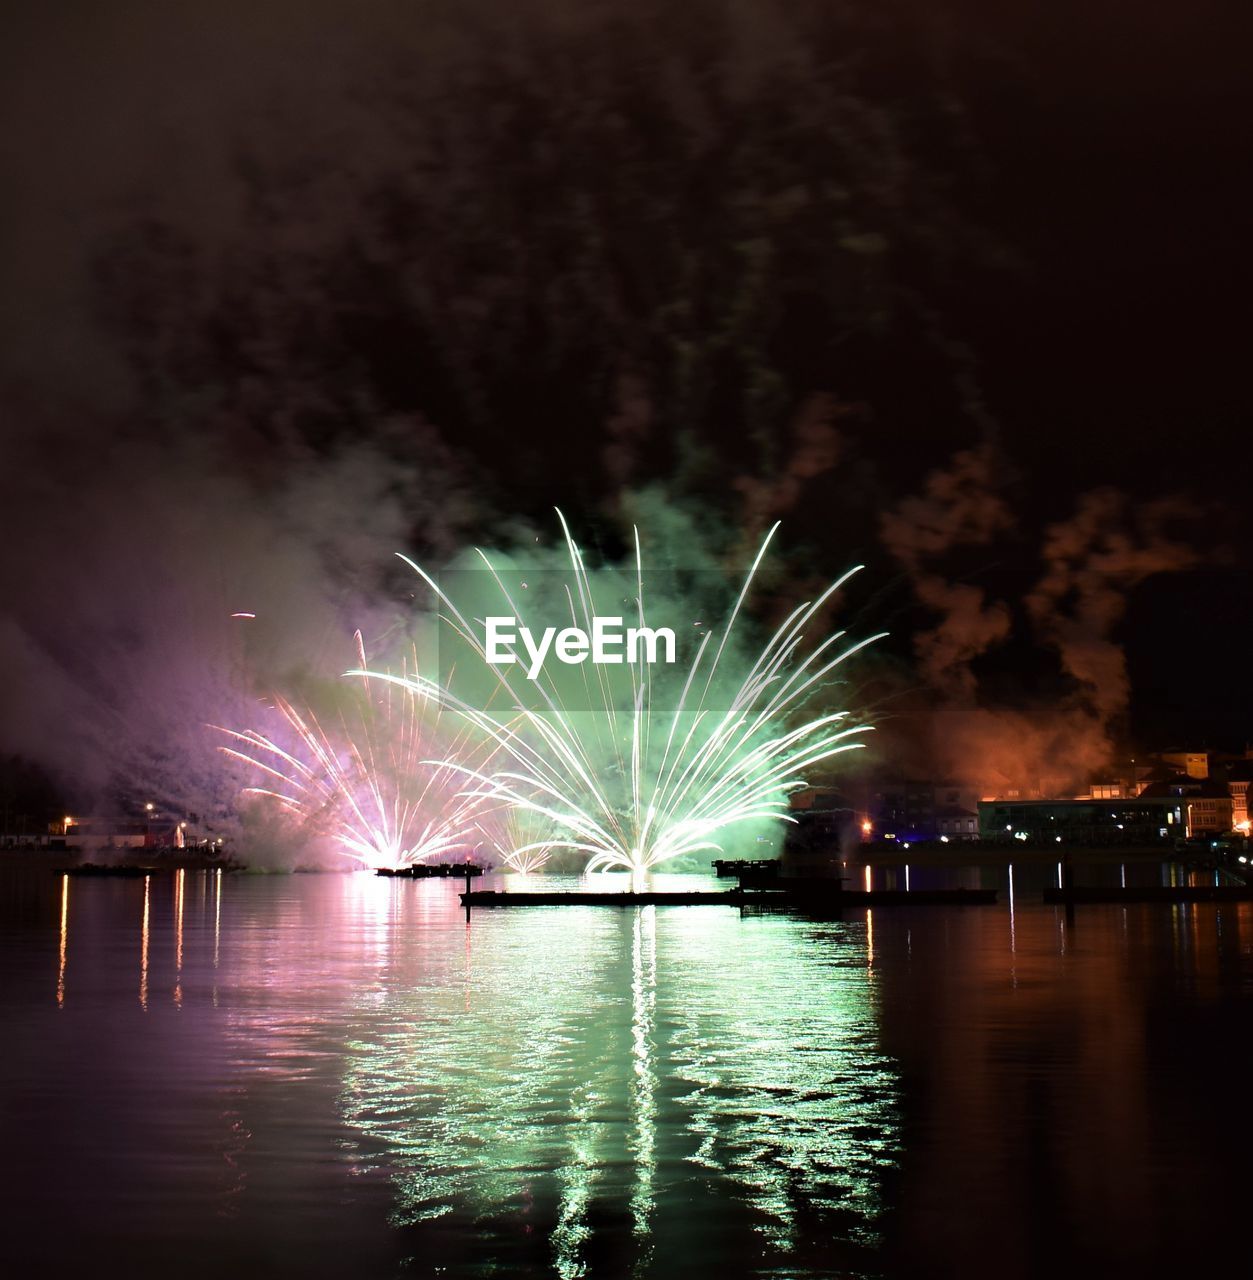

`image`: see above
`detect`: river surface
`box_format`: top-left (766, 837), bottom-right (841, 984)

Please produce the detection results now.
top-left (2, 862), bottom-right (1251, 1278)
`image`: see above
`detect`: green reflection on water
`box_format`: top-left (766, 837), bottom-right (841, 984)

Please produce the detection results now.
top-left (662, 910), bottom-right (898, 1252)
top-left (339, 899), bottom-right (898, 1276)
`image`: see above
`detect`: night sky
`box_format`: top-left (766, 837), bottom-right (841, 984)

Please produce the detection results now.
top-left (1, 1), bottom-right (1249, 808)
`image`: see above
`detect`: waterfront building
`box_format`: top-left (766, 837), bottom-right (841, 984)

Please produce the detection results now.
top-left (1226, 760), bottom-right (1253, 831)
top-left (977, 795), bottom-right (1183, 844)
top-left (1136, 776), bottom-right (1234, 836)
top-left (868, 780), bottom-right (980, 842)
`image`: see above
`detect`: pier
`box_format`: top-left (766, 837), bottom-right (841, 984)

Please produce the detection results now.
top-left (376, 863), bottom-right (484, 879)
top-left (460, 886), bottom-right (997, 909)
top-left (711, 858), bottom-right (779, 878)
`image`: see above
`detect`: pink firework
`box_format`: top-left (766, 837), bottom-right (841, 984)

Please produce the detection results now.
top-left (217, 645), bottom-right (495, 870)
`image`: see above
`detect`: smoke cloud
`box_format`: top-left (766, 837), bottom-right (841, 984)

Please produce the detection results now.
top-left (1027, 489), bottom-right (1198, 722)
top-left (0, 408), bottom-right (475, 821)
top-left (880, 444), bottom-right (1013, 697)
top-left (880, 451), bottom-right (1200, 794)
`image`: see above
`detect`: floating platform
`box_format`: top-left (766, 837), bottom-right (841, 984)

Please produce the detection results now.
top-left (465, 889), bottom-right (746, 907)
top-left (711, 858), bottom-right (780, 878)
top-left (713, 859), bottom-right (858, 891)
top-left (1044, 884), bottom-right (1253, 904)
top-left (377, 864), bottom-right (484, 879)
top-left (461, 887), bottom-right (996, 908)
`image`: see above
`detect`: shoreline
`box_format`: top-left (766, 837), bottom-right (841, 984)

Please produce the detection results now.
top-left (0, 847), bottom-right (242, 872)
top-left (0, 843), bottom-right (1204, 876)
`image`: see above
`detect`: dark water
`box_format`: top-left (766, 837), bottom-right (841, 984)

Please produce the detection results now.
top-left (2, 864), bottom-right (1251, 1278)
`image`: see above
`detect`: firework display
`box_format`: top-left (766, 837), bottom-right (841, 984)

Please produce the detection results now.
top-left (216, 641), bottom-right (496, 870)
top-left (221, 520), bottom-right (876, 875)
top-left (358, 516), bottom-right (880, 875)
top-left (475, 807), bottom-right (565, 874)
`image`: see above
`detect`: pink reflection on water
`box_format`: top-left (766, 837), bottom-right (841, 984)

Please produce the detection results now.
top-left (140, 874), bottom-right (150, 1011)
top-left (56, 875), bottom-right (68, 1008)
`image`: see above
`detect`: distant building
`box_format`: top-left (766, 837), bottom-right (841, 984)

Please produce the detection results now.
top-left (0, 830), bottom-right (49, 848)
top-left (787, 787), bottom-right (858, 841)
top-left (1155, 751), bottom-right (1212, 780)
top-left (869, 781), bottom-right (980, 842)
top-left (935, 805), bottom-right (980, 840)
top-left (847, 745), bottom-right (1253, 847)
top-left (1081, 763), bottom-right (1158, 799)
top-left (1225, 760), bottom-right (1253, 832)
top-left (63, 817), bottom-right (186, 849)
top-left (1083, 779), bottom-right (1145, 800)
top-left (1137, 775), bottom-right (1233, 836)
top-left (976, 750), bottom-right (1253, 840)
top-left (977, 795), bottom-right (1184, 844)
top-left (783, 786), bottom-right (857, 868)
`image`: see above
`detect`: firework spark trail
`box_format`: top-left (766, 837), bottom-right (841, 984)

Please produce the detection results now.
top-left (216, 640), bottom-right (497, 869)
top-left (475, 807), bottom-right (563, 874)
top-left (362, 517), bottom-right (883, 874)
